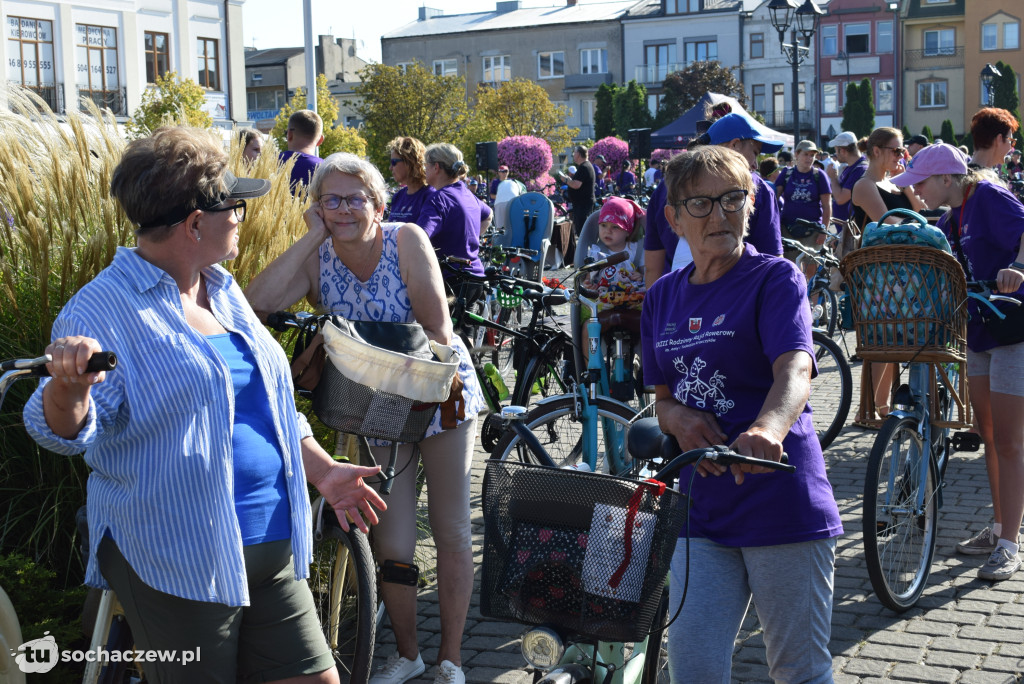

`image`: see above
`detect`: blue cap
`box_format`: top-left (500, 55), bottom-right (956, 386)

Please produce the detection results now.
top-left (707, 113), bottom-right (784, 153)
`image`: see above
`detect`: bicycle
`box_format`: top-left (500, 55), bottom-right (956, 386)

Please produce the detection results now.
top-left (842, 242), bottom-right (1017, 611)
top-left (492, 251), bottom-right (647, 475)
top-left (481, 408), bottom-right (795, 684)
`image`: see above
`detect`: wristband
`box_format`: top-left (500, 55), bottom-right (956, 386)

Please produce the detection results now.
top-left (1011, 261), bottom-right (1024, 270)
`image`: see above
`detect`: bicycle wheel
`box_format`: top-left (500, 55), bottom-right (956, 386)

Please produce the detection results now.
top-left (862, 416), bottom-right (939, 612)
top-left (511, 333), bottom-right (576, 409)
top-left (490, 303), bottom-right (522, 376)
top-left (309, 513), bottom-right (376, 683)
top-left (640, 589), bottom-right (670, 684)
top-left (809, 287), bottom-right (838, 338)
top-left (492, 395), bottom-right (636, 474)
top-left (809, 331), bottom-right (852, 450)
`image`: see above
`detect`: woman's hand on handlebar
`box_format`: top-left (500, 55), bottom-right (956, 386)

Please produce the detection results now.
top-left (995, 267), bottom-right (1024, 295)
top-left (46, 336), bottom-right (109, 388)
top-left (656, 397), bottom-right (727, 477)
top-left (730, 427), bottom-right (785, 485)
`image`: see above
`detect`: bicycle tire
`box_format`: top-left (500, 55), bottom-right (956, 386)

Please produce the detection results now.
top-left (492, 395), bottom-right (636, 474)
top-left (310, 516), bottom-right (377, 684)
top-left (862, 416), bottom-right (939, 612)
top-left (809, 331), bottom-right (852, 450)
top-left (491, 304), bottom-right (522, 376)
top-left (640, 589), bottom-right (670, 684)
top-left (511, 333), bottom-right (576, 410)
top-left (809, 287), bottom-right (839, 338)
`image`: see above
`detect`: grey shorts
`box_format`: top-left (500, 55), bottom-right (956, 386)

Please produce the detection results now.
top-left (97, 536), bottom-right (334, 683)
top-left (967, 341), bottom-right (1024, 397)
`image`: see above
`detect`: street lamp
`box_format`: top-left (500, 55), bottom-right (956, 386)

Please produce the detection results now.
top-left (768, 0), bottom-right (823, 143)
top-left (981, 63), bottom-right (1002, 106)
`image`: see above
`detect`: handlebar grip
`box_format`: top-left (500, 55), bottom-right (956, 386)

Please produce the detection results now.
top-left (266, 311), bottom-right (294, 331)
top-left (33, 351), bottom-right (117, 377)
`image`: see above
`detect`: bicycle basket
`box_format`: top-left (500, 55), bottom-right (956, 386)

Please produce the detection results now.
top-left (312, 317), bottom-right (460, 442)
top-left (839, 245), bottom-right (967, 363)
top-left (480, 460), bottom-right (687, 643)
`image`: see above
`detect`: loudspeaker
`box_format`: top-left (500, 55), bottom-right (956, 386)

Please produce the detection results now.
top-left (627, 128), bottom-right (651, 160)
top-left (475, 141), bottom-right (499, 172)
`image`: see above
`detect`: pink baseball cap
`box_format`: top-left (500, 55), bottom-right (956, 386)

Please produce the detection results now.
top-left (890, 143), bottom-right (968, 186)
top-left (598, 196), bottom-right (645, 234)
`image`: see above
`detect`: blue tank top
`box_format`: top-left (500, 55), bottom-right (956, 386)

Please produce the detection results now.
top-left (207, 332), bottom-right (291, 545)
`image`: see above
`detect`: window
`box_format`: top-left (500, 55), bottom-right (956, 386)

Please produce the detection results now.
top-left (581, 99), bottom-right (595, 127)
top-left (483, 55), bottom-right (510, 83)
top-left (877, 80), bottom-right (893, 111)
top-left (798, 82), bottom-right (806, 111)
top-left (752, 84), bottom-right (766, 113)
top-left (647, 93), bottom-right (662, 117)
top-left (197, 37), bottom-right (218, 89)
top-left (538, 51), bottom-right (564, 79)
top-left (1007, 22), bottom-right (1021, 49)
top-left (923, 29), bottom-right (955, 56)
top-left (685, 40), bottom-right (717, 63)
top-left (580, 48), bottom-right (607, 74)
top-left (432, 59), bottom-right (457, 76)
top-left (845, 23), bottom-right (870, 55)
top-left (983, 20), bottom-right (1021, 50)
top-left (644, 43), bottom-right (677, 82)
top-left (821, 25), bottom-right (837, 56)
top-left (918, 80), bottom-right (947, 108)
top-left (144, 31), bottom-right (169, 83)
top-left (396, 62), bottom-right (411, 73)
top-left (75, 24), bottom-right (119, 95)
top-left (7, 17), bottom-right (55, 89)
top-left (822, 82), bottom-right (838, 114)
top-left (667, 0), bottom-right (700, 11)
top-left (750, 33), bottom-right (764, 59)
top-left (877, 21), bottom-right (893, 53)
top-left (982, 23), bottom-right (998, 50)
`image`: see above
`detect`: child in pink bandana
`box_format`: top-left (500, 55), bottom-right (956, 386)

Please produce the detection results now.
top-left (584, 197), bottom-right (646, 311)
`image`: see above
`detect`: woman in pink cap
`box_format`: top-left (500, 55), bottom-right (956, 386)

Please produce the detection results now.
top-left (891, 142), bottom-right (1024, 582)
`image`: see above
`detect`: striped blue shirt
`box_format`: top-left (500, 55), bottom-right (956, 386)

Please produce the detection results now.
top-left (23, 247), bottom-right (313, 607)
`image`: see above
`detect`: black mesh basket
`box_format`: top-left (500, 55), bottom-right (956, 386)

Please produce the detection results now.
top-left (481, 460), bottom-right (688, 643)
top-left (312, 360), bottom-right (439, 443)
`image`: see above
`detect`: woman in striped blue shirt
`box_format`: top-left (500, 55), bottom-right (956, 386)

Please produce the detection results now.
top-left (24, 126), bottom-right (386, 684)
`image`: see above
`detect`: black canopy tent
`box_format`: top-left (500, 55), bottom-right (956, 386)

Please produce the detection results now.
top-left (650, 92), bottom-right (795, 150)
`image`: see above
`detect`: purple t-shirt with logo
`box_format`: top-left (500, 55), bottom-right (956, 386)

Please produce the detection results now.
top-left (748, 174), bottom-right (783, 256)
top-left (640, 243), bottom-right (843, 546)
top-left (389, 185), bottom-right (435, 225)
top-left (417, 182), bottom-right (485, 276)
top-left (777, 168), bottom-right (832, 226)
top-left (278, 150), bottom-right (322, 191)
top-left (937, 180), bottom-right (1024, 353)
top-left (833, 157), bottom-right (868, 222)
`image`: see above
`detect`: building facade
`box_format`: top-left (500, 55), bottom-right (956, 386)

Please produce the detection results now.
top-left (963, 0), bottom-right (1022, 123)
top-left (381, 0), bottom-right (635, 141)
top-left (3, 0), bottom-right (248, 126)
top-left (899, 0), bottom-right (965, 139)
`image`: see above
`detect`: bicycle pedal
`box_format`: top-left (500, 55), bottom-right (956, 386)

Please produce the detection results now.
top-left (950, 431), bottom-right (982, 453)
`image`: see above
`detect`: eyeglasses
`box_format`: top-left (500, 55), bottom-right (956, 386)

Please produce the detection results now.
top-left (319, 193), bottom-right (371, 212)
top-left (884, 146), bottom-right (906, 155)
top-left (202, 199), bottom-right (247, 222)
top-left (672, 189), bottom-right (749, 218)
top-left (389, 158), bottom-right (402, 166)
top-left (498, 169), bottom-right (509, 173)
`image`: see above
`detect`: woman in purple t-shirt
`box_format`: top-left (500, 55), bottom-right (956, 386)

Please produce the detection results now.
top-left (387, 136), bottom-right (435, 225)
top-left (641, 146), bottom-right (842, 682)
top-left (418, 144), bottom-right (486, 281)
top-left (891, 141), bottom-right (1024, 582)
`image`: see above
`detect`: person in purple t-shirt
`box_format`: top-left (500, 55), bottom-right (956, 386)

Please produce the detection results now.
top-left (826, 131), bottom-right (868, 223)
top-left (387, 136), bottom-right (435, 225)
top-left (642, 146), bottom-right (841, 682)
top-left (488, 166), bottom-right (509, 203)
top-left (419, 143), bottom-right (486, 285)
top-left (277, 110), bottom-right (323, 195)
top-left (776, 139), bottom-right (832, 234)
top-left (891, 141), bottom-right (1024, 582)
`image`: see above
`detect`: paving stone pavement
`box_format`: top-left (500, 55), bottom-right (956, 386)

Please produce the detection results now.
top-left (369, 349), bottom-right (1024, 683)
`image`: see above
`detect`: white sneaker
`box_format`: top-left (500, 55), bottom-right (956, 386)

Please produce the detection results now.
top-left (369, 653), bottom-right (426, 684)
top-left (433, 660), bottom-right (465, 684)
top-left (978, 546), bottom-right (1022, 582)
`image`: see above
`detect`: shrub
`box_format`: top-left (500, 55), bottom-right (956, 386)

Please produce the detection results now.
top-left (526, 173), bottom-right (557, 195)
top-left (124, 71), bottom-right (212, 139)
top-left (651, 148), bottom-right (675, 164)
top-left (497, 136), bottom-right (553, 187)
top-left (591, 137), bottom-right (629, 171)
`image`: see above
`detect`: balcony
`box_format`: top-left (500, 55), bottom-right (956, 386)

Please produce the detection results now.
top-left (563, 72), bottom-right (612, 91)
top-left (903, 46), bottom-right (964, 70)
top-left (764, 110), bottom-right (812, 131)
top-left (575, 124), bottom-right (594, 140)
top-left (634, 63), bottom-right (685, 85)
top-left (77, 87), bottom-right (127, 116)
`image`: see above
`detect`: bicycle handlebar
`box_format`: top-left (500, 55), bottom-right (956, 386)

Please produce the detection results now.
top-left (790, 218), bottom-right (828, 235)
top-left (0, 352), bottom-right (117, 376)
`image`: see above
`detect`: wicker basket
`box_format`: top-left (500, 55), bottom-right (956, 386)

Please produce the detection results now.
top-left (839, 245), bottom-right (967, 363)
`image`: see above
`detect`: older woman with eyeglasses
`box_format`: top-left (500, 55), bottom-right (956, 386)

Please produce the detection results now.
top-left (23, 127), bottom-right (386, 684)
top-left (641, 146), bottom-right (842, 683)
top-left (246, 153), bottom-right (484, 684)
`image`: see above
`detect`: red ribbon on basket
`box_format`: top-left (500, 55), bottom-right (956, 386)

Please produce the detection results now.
top-left (607, 479), bottom-right (666, 590)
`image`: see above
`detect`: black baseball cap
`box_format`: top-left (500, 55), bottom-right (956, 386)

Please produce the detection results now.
top-left (138, 170), bottom-right (270, 230)
top-left (907, 135), bottom-right (929, 147)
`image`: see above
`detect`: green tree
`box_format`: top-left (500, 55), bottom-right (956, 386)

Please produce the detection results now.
top-left (472, 78), bottom-right (578, 159)
top-left (901, 125), bottom-right (912, 141)
top-left (125, 71), bottom-right (212, 139)
top-left (993, 61), bottom-right (1023, 149)
top-left (353, 62), bottom-right (469, 170)
top-left (654, 61), bottom-right (747, 128)
top-left (612, 80), bottom-right (652, 139)
top-left (271, 73), bottom-right (340, 150)
top-left (594, 82), bottom-right (618, 140)
top-left (921, 125), bottom-right (934, 142)
top-left (939, 119), bottom-right (956, 146)
top-left (840, 79), bottom-right (874, 138)
top-left (859, 79), bottom-right (876, 136)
